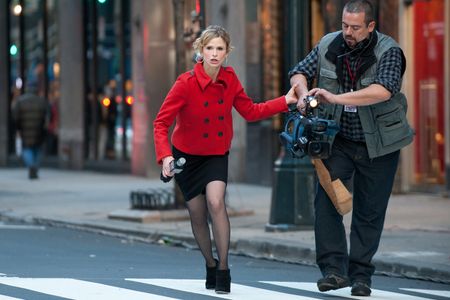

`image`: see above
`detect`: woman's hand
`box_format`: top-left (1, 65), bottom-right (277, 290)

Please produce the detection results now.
top-left (161, 156), bottom-right (175, 178)
top-left (285, 84), bottom-right (299, 105)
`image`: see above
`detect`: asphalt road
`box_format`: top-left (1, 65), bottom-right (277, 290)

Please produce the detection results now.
top-left (0, 222), bottom-right (449, 300)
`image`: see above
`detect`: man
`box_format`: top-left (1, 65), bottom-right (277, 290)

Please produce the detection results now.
top-left (12, 83), bottom-right (49, 179)
top-left (289, 0), bottom-right (414, 296)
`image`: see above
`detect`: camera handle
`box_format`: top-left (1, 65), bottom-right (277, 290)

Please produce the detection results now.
top-left (279, 112), bottom-right (309, 158)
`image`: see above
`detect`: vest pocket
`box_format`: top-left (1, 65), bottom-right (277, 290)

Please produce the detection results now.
top-left (378, 123), bottom-right (411, 147)
top-left (319, 68), bottom-right (339, 93)
top-left (371, 94), bottom-right (412, 146)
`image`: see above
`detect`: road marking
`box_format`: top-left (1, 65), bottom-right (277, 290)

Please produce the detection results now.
top-left (0, 224), bottom-right (45, 230)
top-left (0, 278), bottom-right (446, 300)
top-left (261, 282), bottom-right (436, 300)
top-left (380, 251), bottom-right (444, 258)
top-left (401, 288), bottom-right (450, 298)
top-left (0, 278), bottom-right (177, 300)
top-left (127, 279), bottom-right (320, 299)
top-left (0, 296), bottom-right (23, 300)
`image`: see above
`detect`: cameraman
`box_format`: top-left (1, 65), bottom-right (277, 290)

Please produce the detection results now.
top-left (289, 0), bottom-right (413, 297)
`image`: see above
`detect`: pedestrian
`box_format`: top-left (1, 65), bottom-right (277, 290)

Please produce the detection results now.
top-left (154, 25), bottom-right (298, 294)
top-left (12, 82), bottom-right (49, 179)
top-left (289, 0), bottom-right (414, 297)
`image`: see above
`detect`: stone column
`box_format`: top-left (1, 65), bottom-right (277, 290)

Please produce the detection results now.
top-left (206, 0), bottom-right (247, 182)
top-left (0, 1), bottom-right (10, 166)
top-left (398, 1), bottom-right (416, 193)
top-left (131, 0), bottom-right (175, 177)
top-left (58, 0), bottom-right (85, 169)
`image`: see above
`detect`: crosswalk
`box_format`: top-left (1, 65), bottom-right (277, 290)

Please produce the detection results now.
top-left (0, 278), bottom-right (448, 300)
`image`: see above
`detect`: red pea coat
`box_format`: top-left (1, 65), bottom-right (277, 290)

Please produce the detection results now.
top-left (153, 62), bottom-right (288, 164)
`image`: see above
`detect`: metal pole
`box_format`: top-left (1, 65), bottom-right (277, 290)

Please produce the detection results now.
top-left (120, 0), bottom-right (127, 160)
top-left (0, 0), bottom-right (12, 162)
top-left (92, 0), bottom-right (99, 160)
top-left (42, 0), bottom-right (48, 99)
top-left (19, 0), bottom-right (25, 94)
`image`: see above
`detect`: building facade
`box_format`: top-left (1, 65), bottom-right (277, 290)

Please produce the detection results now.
top-left (0, 0), bottom-right (449, 195)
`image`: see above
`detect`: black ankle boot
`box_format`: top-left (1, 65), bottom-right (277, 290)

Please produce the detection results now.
top-left (205, 259), bottom-right (218, 289)
top-left (215, 269), bottom-right (231, 294)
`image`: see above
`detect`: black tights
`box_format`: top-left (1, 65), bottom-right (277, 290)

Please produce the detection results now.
top-left (186, 180), bottom-right (230, 270)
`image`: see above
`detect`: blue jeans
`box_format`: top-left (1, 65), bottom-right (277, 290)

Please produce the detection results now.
top-left (314, 135), bottom-right (400, 285)
top-left (22, 146), bottom-right (42, 168)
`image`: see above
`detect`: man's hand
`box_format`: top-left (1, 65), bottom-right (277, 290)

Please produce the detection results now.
top-left (290, 74), bottom-right (309, 112)
top-left (308, 84), bottom-right (392, 106)
top-left (308, 88), bottom-right (338, 104)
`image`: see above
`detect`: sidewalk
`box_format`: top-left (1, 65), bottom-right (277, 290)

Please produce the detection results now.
top-left (1, 168), bottom-right (449, 284)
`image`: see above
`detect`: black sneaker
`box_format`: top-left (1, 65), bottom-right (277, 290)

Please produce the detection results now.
top-left (317, 273), bottom-right (350, 292)
top-left (351, 281), bottom-right (371, 296)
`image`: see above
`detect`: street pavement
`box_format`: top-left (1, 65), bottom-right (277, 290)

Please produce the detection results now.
top-left (1, 167), bottom-right (449, 285)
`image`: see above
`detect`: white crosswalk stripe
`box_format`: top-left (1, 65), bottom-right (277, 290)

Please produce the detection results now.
top-left (261, 282), bottom-right (439, 300)
top-left (127, 279), bottom-right (319, 299)
top-left (0, 278), bottom-right (177, 300)
top-left (0, 296), bottom-right (23, 300)
top-left (0, 224), bottom-right (45, 230)
top-left (0, 278), bottom-right (447, 300)
top-left (401, 288), bottom-right (450, 298)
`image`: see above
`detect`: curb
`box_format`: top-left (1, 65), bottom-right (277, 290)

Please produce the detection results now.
top-left (1, 212), bottom-right (450, 285)
top-left (107, 208), bottom-right (254, 223)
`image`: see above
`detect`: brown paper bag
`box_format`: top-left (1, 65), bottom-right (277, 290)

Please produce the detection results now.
top-left (312, 159), bottom-right (352, 215)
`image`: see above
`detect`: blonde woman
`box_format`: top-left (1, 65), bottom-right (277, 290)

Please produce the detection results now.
top-left (154, 25), bottom-right (298, 294)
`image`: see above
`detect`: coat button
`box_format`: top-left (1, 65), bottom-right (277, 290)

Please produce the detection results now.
top-left (204, 101), bottom-right (209, 107)
top-left (204, 118), bottom-right (210, 123)
top-left (218, 131), bottom-right (223, 137)
top-left (203, 133), bottom-right (209, 138)
top-left (218, 99), bottom-right (224, 104)
top-left (218, 116), bottom-right (224, 121)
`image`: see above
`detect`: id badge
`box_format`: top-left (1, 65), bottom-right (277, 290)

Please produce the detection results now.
top-left (344, 105), bottom-right (357, 113)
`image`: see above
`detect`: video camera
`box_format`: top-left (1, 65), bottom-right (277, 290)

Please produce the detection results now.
top-left (279, 95), bottom-right (339, 159)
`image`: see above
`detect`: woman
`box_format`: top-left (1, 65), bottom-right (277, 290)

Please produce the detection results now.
top-left (153, 25), bottom-right (297, 294)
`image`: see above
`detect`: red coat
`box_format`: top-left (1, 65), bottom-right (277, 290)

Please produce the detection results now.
top-left (153, 63), bottom-right (288, 164)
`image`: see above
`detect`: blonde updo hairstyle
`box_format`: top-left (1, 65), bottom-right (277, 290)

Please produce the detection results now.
top-left (193, 25), bottom-right (233, 58)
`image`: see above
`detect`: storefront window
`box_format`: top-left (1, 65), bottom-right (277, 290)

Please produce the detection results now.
top-left (85, 0), bottom-right (132, 162)
top-left (9, 1), bottom-right (23, 103)
top-left (413, 0), bottom-right (445, 184)
top-left (9, 0), bottom-right (59, 156)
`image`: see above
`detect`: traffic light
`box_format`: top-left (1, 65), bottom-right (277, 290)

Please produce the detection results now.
top-left (10, 44), bottom-right (18, 56)
top-left (101, 97), bottom-right (111, 107)
top-left (125, 96), bottom-right (134, 105)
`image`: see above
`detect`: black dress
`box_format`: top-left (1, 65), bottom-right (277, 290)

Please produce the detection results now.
top-left (173, 146), bottom-right (228, 201)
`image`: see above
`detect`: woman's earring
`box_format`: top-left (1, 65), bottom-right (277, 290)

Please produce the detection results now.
top-left (195, 54), bottom-right (204, 63)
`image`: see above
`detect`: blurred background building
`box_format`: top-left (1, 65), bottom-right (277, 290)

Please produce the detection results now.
top-left (0, 0), bottom-right (449, 195)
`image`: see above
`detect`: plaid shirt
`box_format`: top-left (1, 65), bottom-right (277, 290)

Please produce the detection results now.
top-left (289, 43), bottom-right (404, 142)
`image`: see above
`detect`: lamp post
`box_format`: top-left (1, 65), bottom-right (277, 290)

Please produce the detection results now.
top-left (266, 151), bottom-right (316, 231)
top-left (266, 0), bottom-right (315, 231)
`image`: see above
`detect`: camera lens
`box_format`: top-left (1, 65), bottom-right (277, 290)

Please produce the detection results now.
top-left (309, 142), bottom-right (323, 155)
